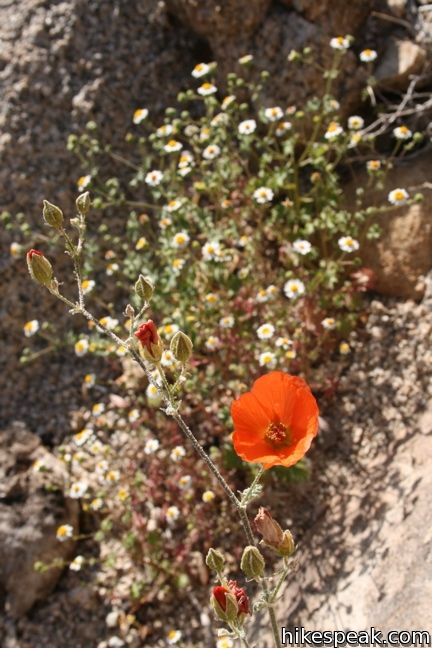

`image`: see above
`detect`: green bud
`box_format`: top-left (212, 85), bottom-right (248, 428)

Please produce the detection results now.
top-left (278, 530), bottom-right (296, 557)
top-left (135, 274), bottom-right (154, 302)
top-left (205, 548), bottom-right (225, 573)
top-left (26, 249), bottom-right (54, 287)
top-left (170, 331), bottom-right (193, 363)
top-left (76, 191), bottom-right (91, 215)
top-left (42, 200), bottom-right (64, 229)
top-left (240, 545), bottom-right (265, 580)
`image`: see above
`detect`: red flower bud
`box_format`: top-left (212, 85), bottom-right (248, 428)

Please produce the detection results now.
top-left (26, 249), bottom-right (54, 287)
top-left (212, 585), bottom-right (229, 612)
top-left (134, 320), bottom-right (162, 363)
top-left (227, 580), bottom-right (250, 615)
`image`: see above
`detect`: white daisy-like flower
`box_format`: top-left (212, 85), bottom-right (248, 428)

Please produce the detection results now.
top-left (90, 497), bottom-right (103, 511)
top-left (161, 323), bottom-right (179, 338)
top-left (293, 239), bottom-right (312, 255)
top-left (146, 383), bottom-right (162, 407)
top-left (256, 288), bottom-right (270, 303)
top-left (259, 351), bottom-right (277, 369)
top-left (56, 524), bottom-right (74, 542)
top-left (77, 175), bottom-right (91, 192)
top-left (92, 402), bottom-right (106, 416)
top-left (205, 335), bottom-right (221, 351)
top-left (166, 198), bottom-right (183, 213)
top-left (23, 319), bottom-right (39, 337)
top-left (144, 438), bottom-right (160, 454)
top-left (217, 638), bottom-right (234, 648)
top-left (219, 315), bottom-right (234, 329)
top-left (98, 316), bottom-right (119, 331)
top-left (257, 323), bottom-right (275, 340)
top-left (266, 285), bottom-right (278, 299)
top-left (202, 490), bottom-right (215, 503)
top-left (202, 241), bottom-right (222, 261)
top-left (222, 95), bottom-right (236, 110)
top-left (238, 119), bottom-right (256, 135)
top-left (172, 231), bottom-right (190, 249)
top-left (348, 115), bottom-right (364, 130)
top-left (199, 126), bottom-right (211, 142)
top-left (128, 408), bottom-right (140, 423)
top-left (239, 54), bottom-right (253, 65)
top-left (161, 350), bottom-right (177, 368)
top-left (367, 160), bottom-right (381, 171)
top-left (69, 555), bottom-right (85, 571)
top-left (171, 446), bottom-right (186, 462)
top-left (145, 169), bottom-right (163, 186)
top-left (107, 638), bottom-right (125, 648)
top-left (10, 242), bottom-right (22, 257)
top-left (156, 124), bottom-right (173, 137)
top-left (284, 279), bottom-right (306, 299)
top-left (253, 187), bottom-right (274, 204)
top-left (95, 460), bottom-right (109, 475)
top-left (264, 106), bottom-right (283, 122)
top-left (164, 139), bottom-right (183, 153)
top-left (104, 470), bottom-right (121, 483)
top-left (73, 428), bottom-right (93, 447)
top-left (132, 108), bottom-right (149, 124)
top-left (325, 122), bottom-right (344, 139)
top-left (192, 62), bottom-right (210, 78)
top-left (172, 258), bottom-right (185, 273)
top-left (32, 458), bottom-right (48, 473)
top-left (117, 488), bottom-right (129, 502)
top-left (166, 506), bottom-right (180, 523)
top-left (198, 82), bottom-right (217, 96)
top-left (167, 629), bottom-right (182, 645)
top-left (203, 144), bottom-right (221, 160)
top-left (135, 237), bottom-right (147, 251)
top-left (349, 133), bottom-right (362, 148)
top-left (106, 263), bottom-right (119, 276)
top-left (330, 36), bottom-right (350, 50)
top-left (178, 475), bottom-right (192, 490)
top-left (75, 338), bottom-right (89, 357)
top-left (339, 341), bottom-right (350, 355)
top-left (178, 150), bottom-right (194, 169)
top-left (393, 125), bottom-right (412, 140)
top-left (211, 113), bottom-right (229, 127)
top-left (360, 48), bottom-right (377, 62)
top-left (388, 188), bottom-right (409, 205)
top-left (205, 293), bottom-right (219, 306)
top-left (81, 279), bottom-right (95, 295)
top-left (338, 236), bottom-right (360, 253)
top-left (275, 121), bottom-right (292, 137)
top-left (322, 317), bottom-right (337, 330)
top-left (276, 336), bottom-right (293, 350)
top-left (69, 481), bottom-right (88, 499)
top-left (159, 217), bottom-right (172, 230)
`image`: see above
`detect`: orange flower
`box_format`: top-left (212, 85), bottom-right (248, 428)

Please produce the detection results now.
top-left (231, 371), bottom-right (319, 469)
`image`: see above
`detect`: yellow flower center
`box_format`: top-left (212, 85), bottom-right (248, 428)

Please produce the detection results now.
top-left (265, 422), bottom-right (291, 447)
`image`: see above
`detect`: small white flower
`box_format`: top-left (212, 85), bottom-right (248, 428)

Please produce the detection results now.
top-left (166, 198), bottom-right (183, 213)
top-left (217, 639), bottom-right (234, 648)
top-left (205, 335), bottom-right (221, 351)
top-left (275, 121), bottom-right (292, 137)
top-left (167, 629), bottom-right (182, 645)
top-left (171, 446), bottom-right (186, 462)
top-left (222, 95), bottom-right (236, 110)
top-left (202, 490), bottom-right (215, 503)
top-left (330, 36), bottom-right (350, 50)
top-left (360, 48), bottom-right (377, 62)
top-left (339, 341), bottom-right (350, 355)
top-left (156, 124), bottom-right (173, 137)
top-left (172, 231), bottom-right (190, 249)
top-left (203, 144), bottom-right (221, 160)
top-left (367, 160), bottom-right (381, 172)
top-left (164, 139), bottom-right (183, 153)
top-left (69, 555), bottom-right (85, 571)
top-left (107, 638), bottom-right (125, 648)
top-left (388, 188), bottom-right (409, 205)
top-left (145, 169), bottom-right (163, 186)
top-left (103, 470), bottom-right (120, 484)
top-left (98, 316), bottom-right (119, 331)
top-left (325, 122), bottom-right (344, 139)
top-left (56, 524), bottom-right (74, 542)
top-left (77, 175), bottom-right (91, 192)
top-left (264, 106), bottom-right (283, 122)
top-left (106, 263), bottom-right (119, 276)
top-left (284, 279), bottom-right (305, 299)
top-left (10, 242), bottom-right (22, 257)
top-left (219, 315), bottom-right (234, 329)
top-left (238, 119), bottom-right (256, 135)
top-left (197, 82), bottom-right (217, 96)
top-left (146, 384), bottom-right (162, 407)
top-left (69, 481), bottom-right (88, 499)
top-left (166, 506), bottom-right (180, 523)
top-left (92, 402), bottom-right (106, 416)
top-left (348, 115), bottom-right (364, 130)
top-left (132, 108), bottom-right (149, 124)
top-left (90, 497), bottom-right (103, 511)
top-left (393, 125), bottom-right (412, 140)
top-left (73, 428), bottom-right (93, 447)
top-left (172, 258), bottom-right (185, 273)
top-left (128, 408), bottom-right (140, 423)
top-left (211, 112), bottom-right (229, 127)
top-left (259, 351), bottom-right (277, 369)
top-left (178, 475), bottom-right (192, 490)
top-left (338, 236), bottom-right (360, 253)
top-left (292, 239), bottom-right (312, 255)
top-left (192, 62), bottom-right (210, 78)
top-left (202, 241), bottom-right (222, 261)
top-left (161, 350), bottom-right (177, 368)
top-left (144, 438), bottom-right (160, 454)
top-left (75, 338), bottom-right (89, 357)
top-left (276, 336), bottom-right (293, 350)
top-left (256, 289), bottom-right (270, 303)
top-left (81, 279), bottom-right (95, 295)
top-left (322, 317), bottom-right (337, 330)
top-left (23, 319), bottom-right (39, 337)
top-left (253, 187), bottom-right (274, 204)
top-left (161, 323), bottom-right (179, 338)
top-left (178, 150), bottom-right (194, 169)
top-left (257, 323), bottom-right (275, 340)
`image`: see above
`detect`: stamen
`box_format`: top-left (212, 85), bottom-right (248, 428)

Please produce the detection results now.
top-left (265, 422), bottom-right (291, 447)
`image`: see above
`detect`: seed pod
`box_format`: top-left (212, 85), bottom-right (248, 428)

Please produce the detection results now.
top-left (26, 249), bottom-right (54, 287)
top-left (135, 274), bottom-right (154, 303)
top-left (240, 545), bottom-right (265, 580)
top-left (42, 200), bottom-right (64, 229)
top-left (76, 191), bottom-right (91, 215)
top-left (278, 530), bottom-right (295, 557)
top-left (170, 331), bottom-right (193, 363)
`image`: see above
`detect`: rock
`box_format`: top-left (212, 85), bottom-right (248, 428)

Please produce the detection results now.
top-left (0, 422), bottom-right (79, 617)
top-left (375, 38), bottom-right (427, 90)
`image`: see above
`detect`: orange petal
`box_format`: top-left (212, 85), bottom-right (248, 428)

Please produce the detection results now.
top-left (231, 391), bottom-right (269, 437)
top-left (251, 371), bottom-right (296, 423)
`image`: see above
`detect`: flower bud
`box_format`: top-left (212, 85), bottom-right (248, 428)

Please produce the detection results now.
top-left (134, 320), bottom-right (162, 363)
top-left (206, 548), bottom-right (225, 573)
top-left (42, 200), bottom-right (64, 229)
top-left (76, 191), bottom-right (91, 215)
top-left (26, 249), bottom-right (54, 287)
top-left (278, 530), bottom-right (295, 557)
top-left (170, 331), bottom-right (193, 363)
top-left (254, 507), bottom-right (296, 557)
top-left (135, 274), bottom-right (154, 303)
top-left (211, 586), bottom-right (239, 623)
top-left (240, 545), bottom-right (265, 580)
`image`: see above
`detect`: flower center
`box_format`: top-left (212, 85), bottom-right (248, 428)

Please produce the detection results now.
top-left (265, 422), bottom-right (291, 447)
